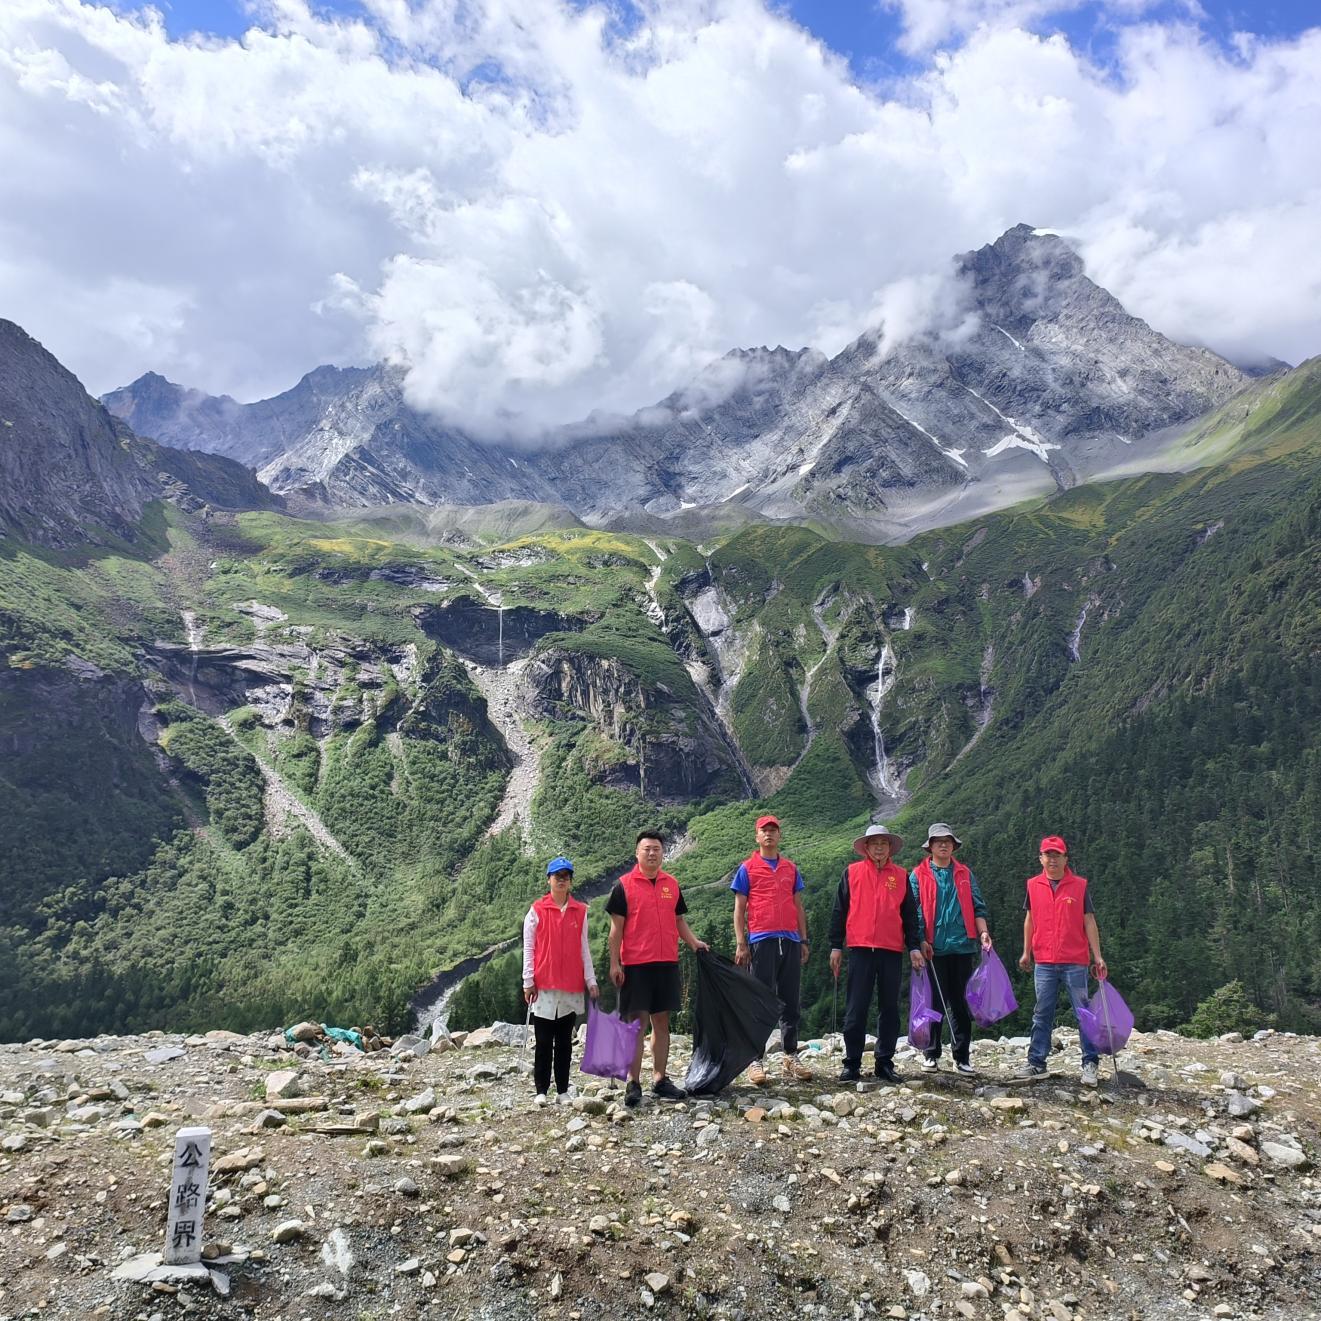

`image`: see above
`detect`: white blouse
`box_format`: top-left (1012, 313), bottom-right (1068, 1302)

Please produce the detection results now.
top-left (522, 902), bottom-right (598, 1021)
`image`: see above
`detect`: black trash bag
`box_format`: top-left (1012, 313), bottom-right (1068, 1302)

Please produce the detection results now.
top-left (682, 948), bottom-right (783, 1096)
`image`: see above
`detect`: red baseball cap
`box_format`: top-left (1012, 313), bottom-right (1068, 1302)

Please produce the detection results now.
top-left (1039, 835), bottom-right (1068, 854)
top-left (756, 815), bottom-right (780, 830)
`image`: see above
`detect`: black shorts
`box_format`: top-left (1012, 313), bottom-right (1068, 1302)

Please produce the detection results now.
top-left (619, 961), bottom-right (681, 1017)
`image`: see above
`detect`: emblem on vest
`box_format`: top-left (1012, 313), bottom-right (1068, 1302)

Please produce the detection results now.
top-left (661, 886), bottom-right (674, 899)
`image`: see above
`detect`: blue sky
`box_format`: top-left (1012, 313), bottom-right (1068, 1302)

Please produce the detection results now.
top-left (139, 0), bottom-right (1321, 73)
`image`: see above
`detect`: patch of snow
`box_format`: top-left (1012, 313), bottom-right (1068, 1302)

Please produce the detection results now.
top-left (888, 402), bottom-right (968, 469)
top-left (984, 434), bottom-right (1058, 464)
top-left (992, 324), bottom-right (1026, 352)
top-left (962, 383), bottom-right (1059, 462)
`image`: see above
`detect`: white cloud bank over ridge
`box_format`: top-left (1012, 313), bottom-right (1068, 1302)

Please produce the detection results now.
top-left (0, 0), bottom-right (1318, 435)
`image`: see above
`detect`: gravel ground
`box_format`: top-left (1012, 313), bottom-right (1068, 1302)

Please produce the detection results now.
top-left (1, 1023), bottom-right (1318, 1321)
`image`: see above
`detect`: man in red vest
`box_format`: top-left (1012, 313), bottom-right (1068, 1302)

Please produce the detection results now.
top-left (1017, 835), bottom-right (1108, 1087)
top-left (607, 830), bottom-right (709, 1107)
top-left (909, 823), bottom-right (992, 1076)
top-left (828, 823), bottom-right (924, 1084)
top-left (732, 814), bottom-right (813, 1085)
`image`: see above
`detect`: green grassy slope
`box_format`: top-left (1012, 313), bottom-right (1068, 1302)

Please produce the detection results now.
top-left (3, 374), bottom-right (1320, 1041)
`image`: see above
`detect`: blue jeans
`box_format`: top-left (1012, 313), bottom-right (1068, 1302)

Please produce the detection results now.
top-left (1029, 963), bottom-right (1098, 1067)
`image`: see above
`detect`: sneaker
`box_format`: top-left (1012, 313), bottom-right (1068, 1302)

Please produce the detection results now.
top-left (556, 1090), bottom-right (575, 1105)
top-left (874, 1063), bottom-right (903, 1085)
top-left (533, 1093), bottom-right (549, 1107)
top-left (921, 1057), bottom-right (939, 1072)
top-left (652, 1076), bottom-right (688, 1102)
top-left (783, 1055), bottom-right (814, 1082)
top-left (1080, 1061), bottom-right (1099, 1088)
top-left (955, 1062), bottom-right (976, 1076)
top-left (746, 1062), bottom-right (769, 1086)
top-left (1016, 1062), bottom-right (1047, 1079)
top-left (624, 1080), bottom-right (643, 1108)
top-left (838, 1066), bottom-right (861, 1083)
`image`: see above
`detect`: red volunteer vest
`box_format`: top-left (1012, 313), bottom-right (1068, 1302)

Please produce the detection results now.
top-left (619, 866), bottom-right (682, 965)
top-left (1026, 870), bottom-right (1091, 965)
top-left (532, 893), bottom-right (587, 992)
top-left (914, 857), bottom-right (977, 946)
top-left (845, 859), bottom-right (910, 951)
top-left (742, 852), bottom-right (800, 936)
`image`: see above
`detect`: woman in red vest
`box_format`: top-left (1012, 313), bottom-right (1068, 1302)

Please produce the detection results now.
top-left (522, 856), bottom-right (599, 1106)
top-left (828, 824), bottom-right (924, 1084)
top-left (1017, 835), bottom-right (1108, 1087)
top-left (908, 823), bottom-right (992, 1076)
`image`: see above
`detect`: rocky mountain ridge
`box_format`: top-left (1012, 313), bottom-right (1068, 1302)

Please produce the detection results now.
top-left (103, 226), bottom-right (1252, 535)
top-left (0, 1019), bottom-right (1317, 1319)
top-left (0, 321), bottom-right (278, 549)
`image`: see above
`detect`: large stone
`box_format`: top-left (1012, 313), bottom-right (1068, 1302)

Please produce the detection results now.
top-left (1225, 1137), bottom-right (1260, 1166)
top-left (271, 1220), bottom-right (308, 1244)
top-left (1261, 1142), bottom-right (1309, 1169)
top-left (402, 1087), bottom-right (436, 1115)
top-left (1164, 1132), bottom-right (1213, 1159)
top-left (144, 1046), bottom-right (186, 1065)
top-left (264, 1071), bottom-right (301, 1101)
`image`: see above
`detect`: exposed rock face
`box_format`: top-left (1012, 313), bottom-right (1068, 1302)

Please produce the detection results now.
top-left (99, 228), bottom-right (1249, 532)
top-left (104, 365), bottom-right (382, 472)
top-left (147, 638), bottom-right (419, 736)
top-left (522, 647), bottom-right (744, 801)
top-left (413, 598), bottom-right (582, 668)
top-left (0, 321), bottom-right (153, 546)
top-left (0, 320), bottom-right (278, 548)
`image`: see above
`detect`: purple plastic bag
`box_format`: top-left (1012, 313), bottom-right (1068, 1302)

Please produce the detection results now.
top-left (579, 1001), bottom-right (642, 1080)
top-left (1076, 980), bottom-right (1135, 1055)
top-left (907, 966), bottom-right (943, 1051)
top-left (964, 948), bottom-right (1019, 1027)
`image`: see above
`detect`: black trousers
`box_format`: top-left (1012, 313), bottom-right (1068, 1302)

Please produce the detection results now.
top-left (925, 952), bottom-right (974, 1064)
top-left (533, 1011), bottom-right (576, 1095)
top-left (749, 937), bottom-right (801, 1055)
top-left (842, 948), bottom-right (903, 1071)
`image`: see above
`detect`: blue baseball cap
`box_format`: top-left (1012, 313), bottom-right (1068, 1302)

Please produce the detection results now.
top-left (546, 856), bottom-right (575, 876)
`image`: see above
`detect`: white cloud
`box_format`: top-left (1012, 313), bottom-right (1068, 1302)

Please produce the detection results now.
top-left (0, 0), bottom-right (1318, 437)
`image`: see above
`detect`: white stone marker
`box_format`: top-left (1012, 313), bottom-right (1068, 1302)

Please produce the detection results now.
top-left (163, 1127), bottom-right (211, 1265)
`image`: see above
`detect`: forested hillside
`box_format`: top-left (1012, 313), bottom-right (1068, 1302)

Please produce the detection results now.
top-left (3, 359), bottom-right (1319, 1043)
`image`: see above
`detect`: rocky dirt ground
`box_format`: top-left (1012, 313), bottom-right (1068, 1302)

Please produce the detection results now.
top-left (1, 1022), bottom-right (1318, 1321)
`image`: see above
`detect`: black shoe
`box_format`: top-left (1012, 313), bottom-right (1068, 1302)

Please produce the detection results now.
top-left (624, 1080), bottom-right (643, 1107)
top-left (874, 1064), bottom-right (903, 1084)
top-left (652, 1076), bottom-right (688, 1102)
top-left (838, 1066), bottom-right (861, 1082)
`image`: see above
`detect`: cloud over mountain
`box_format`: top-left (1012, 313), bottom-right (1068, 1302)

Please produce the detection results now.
top-left (0, 0), bottom-right (1318, 433)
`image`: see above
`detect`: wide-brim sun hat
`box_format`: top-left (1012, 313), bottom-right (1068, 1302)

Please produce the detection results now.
top-left (853, 823), bottom-right (904, 856)
top-left (922, 822), bottom-right (963, 850)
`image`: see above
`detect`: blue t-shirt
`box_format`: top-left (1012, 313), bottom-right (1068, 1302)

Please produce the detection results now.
top-left (730, 856), bottom-right (804, 943)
